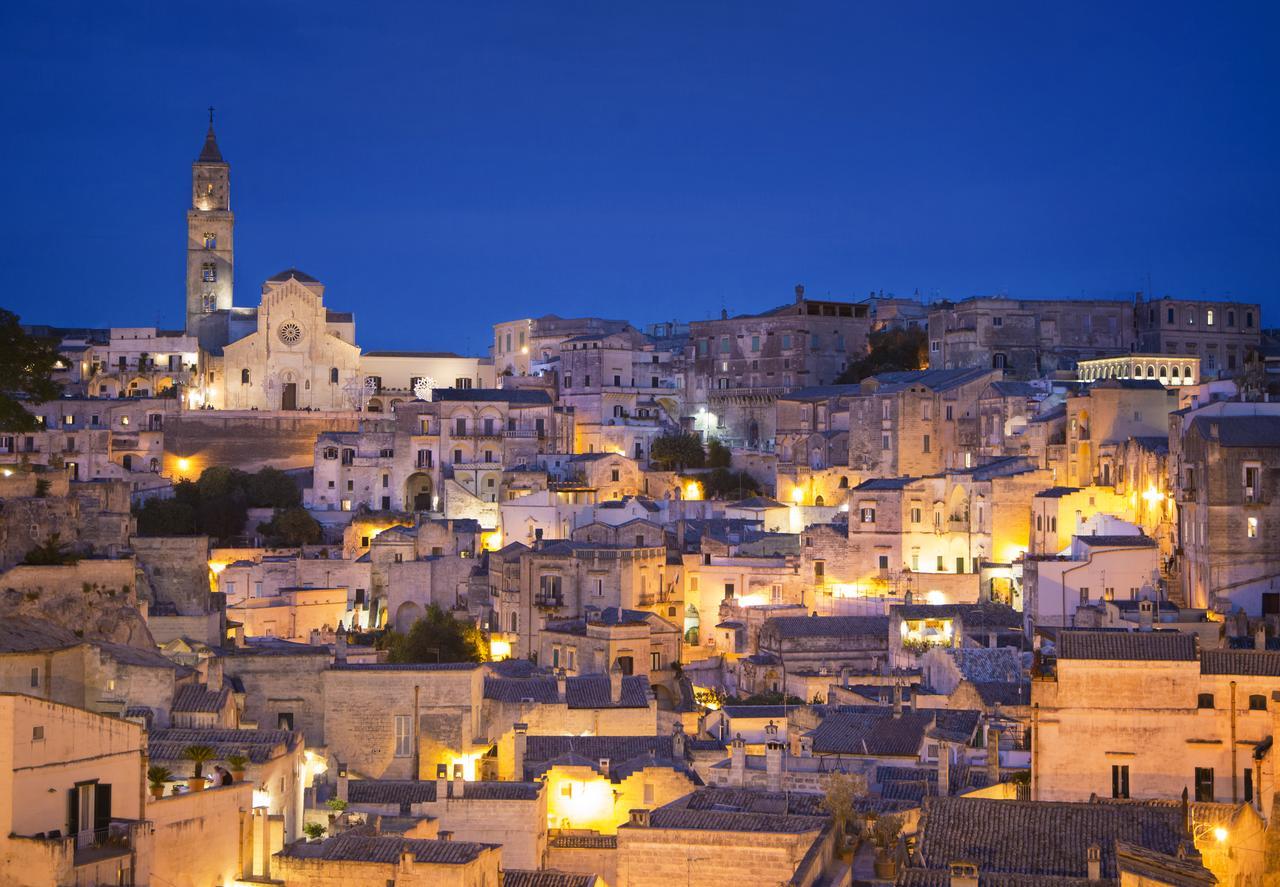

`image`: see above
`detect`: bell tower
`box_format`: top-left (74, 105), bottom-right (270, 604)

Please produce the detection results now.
top-left (186, 108), bottom-right (234, 335)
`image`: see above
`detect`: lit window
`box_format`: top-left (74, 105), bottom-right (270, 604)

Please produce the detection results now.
top-left (202, 262), bottom-right (216, 282)
top-left (1248, 517), bottom-right (1258, 538)
top-left (1206, 309), bottom-right (1214, 326)
top-left (203, 232), bottom-right (217, 249)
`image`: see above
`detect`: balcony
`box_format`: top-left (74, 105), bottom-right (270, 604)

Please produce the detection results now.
top-left (534, 592), bottom-right (564, 609)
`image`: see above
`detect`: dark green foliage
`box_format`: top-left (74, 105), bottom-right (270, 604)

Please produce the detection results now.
top-left (134, 497), bottom-right (198, 536)
top-left (245, 467), bottom-right (301, 508)
top-left (134, 466), bottom-right (300, 542)
top-left (0, 309), bottom-right (62, 433)
top-left (261, 507), bottom-right (323, 546)
top-left (835, 326), bottom-right (928, 384)
top-left (706, 438), bottom-right (732, 468)
top-left (22, 533), bottom-right (80, 566)
top-left (377, 604), bottom-right (486, 664)
top-left (701, 468), bottom-right (762, 499)
top-left (649, 433), bottom-right (706, 471)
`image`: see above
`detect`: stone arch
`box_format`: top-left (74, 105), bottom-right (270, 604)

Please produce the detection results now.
top-left (155, 376), bottom-right (175, 394)
top-left (814, 495), bottom-right (825, 507)
top-left (405, 472), bottom-right (434, 511)
top-left (394, 601), bottom-right (423, 633)
top-left (367, 398), bottom-right (384, 413)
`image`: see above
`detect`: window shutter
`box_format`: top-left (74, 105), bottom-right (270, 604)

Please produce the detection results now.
top-left (67, 788), bottom-right (78, 836)
top-left (94, 782), bottom-right (112, 834)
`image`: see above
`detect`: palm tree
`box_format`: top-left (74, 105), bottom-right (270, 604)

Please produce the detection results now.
top-left (182, 744), bottom-right (217, 780)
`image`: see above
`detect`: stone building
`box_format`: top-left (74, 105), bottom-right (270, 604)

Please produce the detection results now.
top-left (613, 787), bottom-right (835, 887)
top-left (739, 616), bottom-right (890, 694)
top-left (185, 116), bottom-right (235, 341)
top-left (1135, 295), bottom-right (1261, 379)
top-left (1033, 631), bottom-right (1280, 813)
top-left (273, 834), bottom-right (502, 887)
top-left (493, 314), bottom-right (632, 378)
top-left (1175, 410), bottom-right (1280, 613)
top-left (901, 795), bottom-right (1216, 887)
top-left (557, 327), bottom-right (682, 462)
top-left (537, 607), bottom-right (682, 688)
top-left (358, 350), bottom-right (495, 406)
top-left (1062, 379), bottom-right (1174, 488)
top-left (488, 540), bottom-right (671, 659)
top-left (1077, 353), bottom-right (1201, 388)
top-left (686, 286), bottom-right (873, 448)
top-left (928, 296), bottom-right (1136, 379)
top-left (846, 368), bottom-right (998, 477)
top-left (1023, 534), bottom-right (1161, 631)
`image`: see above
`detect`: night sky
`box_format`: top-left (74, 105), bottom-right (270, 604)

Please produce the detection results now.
top-left (1, 2), bottom-right (1276, 353)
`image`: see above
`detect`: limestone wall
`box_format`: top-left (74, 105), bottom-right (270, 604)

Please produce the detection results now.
top-left (163, 411), bottom-right (361, 475)
top-left (0, 559), bottom-right (153, 646)
top-left (147, 782), bottom-right (253, 887)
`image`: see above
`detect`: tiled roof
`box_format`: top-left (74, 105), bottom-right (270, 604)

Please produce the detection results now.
top-left (1200, 649), bottom-right (1280, 676)
top-left (147, 727), bottom-right (300, 765)
top-left (433, 388), bottom-right (552, 405)
top-left (503, 871), bottom-right (598, 887)
top-left (636, 787), bottom-right (829, 833)
top-left (330, 662), bottom-right (483, 672)
top-left (764, 615), bottom-right (890, 640)
top-left (871, 368), bottom-right (994, 393)
top-left (1076, 535), bottom-right (1157, 549)
top-left (950, 648), bottom-right (1026, 684)
top-left (278, 834), bottom-right (495, 865)
top-left (854, 476), bottom-right (918, 491)
top-left (362, 350), bottom-right (463, 358)
top-left (914, 796), bottom-right (1201, 881)
top-left (730, 496), bottom-right (786, 509)
top-left (1035, 486), bottom-right (1081, 498)
top-left (1189, 414), bottom-right (1280, 447)
top-left (483, 674), bottom-right (651, 709)
top-left (1056, 631), bottom-right (1196, 662)
top-left (171, 683), bottom-right (231, 713)
top-left (973, 681), bottom-right (1032, 707)
top-left (809, 708), bottom-right (980, 756)
top-left (0, 616), bottom-right (80, 653)
top-left (549, 834), bottom-right (617, 849)
top-left (720, 705), bottom-right (789, 719)
top-left (267, 268), bottom-right (319, 283)
top-left (347, 779), bottom-right (540, 805)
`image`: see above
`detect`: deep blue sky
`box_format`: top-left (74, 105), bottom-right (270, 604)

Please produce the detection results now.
top-left (1, 3), bottom-right (1277, 352)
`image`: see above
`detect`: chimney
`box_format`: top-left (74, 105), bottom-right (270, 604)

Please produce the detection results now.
top-left (676, 520), bottom-right (686, 552)
top-left (789, 728), bottom-right (802, 757)
top-left (892, 683), bottom-right (903, 718)
top-left (335, 625), bottom-right (348, 664)
top-left (839, 665), bottom-right (850, 687)
top-left (336, 760), bottom-right (349, 803)
top-left (1256, 623), bottom-right (1268, 650)
top-left (513, 723), bottom-right (528, 781)
top-left (672, 722), bottom-right (686, 761)
top-left (795, 284), bottom-right (805, 304)
top-left (765, 739), bottom-right (783, 792)
top-left (556, 668), bottom-right (567, 702)
top-left (1138, 599), bottom-right (1153, 632)
top-left (435, 763), bottom-right (448, 801)
top-left (452, 763), bottom-right (465, 798)
top-left (986, 725), bottom-right (1001, 785)
top-left (399, 847), bottom-right (415, 874)
top-left (948, 862), bottom-right (979, 887)
top-left (1086, 844), bottom-right (1101, 881)
top-left (937, 740), bottom-right (952, 796)
top-left (609, 659), bottom-right (624, 704)
top-left (629, 808), bottom-right (651, 827)
top-left (730, 734), bottom-right (746, 785)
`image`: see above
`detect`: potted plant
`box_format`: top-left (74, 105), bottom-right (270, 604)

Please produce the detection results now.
top-left (303, 822), bottom-right (326, 842)
top-left (227, 753), bottom-right (249, 783)
top-left (147, 765), bottom-right (172, 801)
top-left (871, 814), bottom-right (903, 879)
top-left (325, 797), bottom-right (347, 826)
top-left (182, 744), bottom-right (217, 792)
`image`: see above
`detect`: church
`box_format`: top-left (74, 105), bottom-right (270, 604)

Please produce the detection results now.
top-left (185, 117), bottom-right (363, 411)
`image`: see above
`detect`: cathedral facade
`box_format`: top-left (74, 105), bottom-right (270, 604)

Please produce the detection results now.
top-left (185, 119), bottom-right (363, 411)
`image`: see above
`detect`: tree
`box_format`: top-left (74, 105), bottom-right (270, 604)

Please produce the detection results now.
top-left (22, 533), bottom-right (80, 566)
top-left (822, 771), bottom-right (861, 842)
top-left (262, 507), bottom-right (323, 546)
top-left (0, 309), bottom-right (62, 433)
top-left (246, 467), bottom-right (301, 508)
top-left (649, 433), bottom-right (706, 471)
top-left (707, 437), bottom-right (732, 468)
top-left (135, 497), bottom-right (197, 536)
top-left (701, 468), bottom-right (762, 499)
top-left (835, 326), bottom-right (928, 384)
top-left (378, 604), bottom-right (486, 664)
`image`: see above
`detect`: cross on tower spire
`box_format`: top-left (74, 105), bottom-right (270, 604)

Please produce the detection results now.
top-left (208, 106), bottom-right (215, 126)
top-left (198, 107), bottom-right (223, 163)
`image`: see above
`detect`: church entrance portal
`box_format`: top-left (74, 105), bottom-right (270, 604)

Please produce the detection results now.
top-left (281, 383), bottom-right (297, 410)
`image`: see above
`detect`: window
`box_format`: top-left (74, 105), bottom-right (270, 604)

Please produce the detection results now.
top-left (241, 368), bottom-right (250, 385)
top-left (30, 667), bottom-right (39, 688)
top-left (910, 507), bottom-right (922, 524)
top-left (922, 434), bottom-right (931, 453)
top-left (1197, 693), bottom-right (1214, 709)
top-left (1194, 767), bottom-right (1214, 802)
top-left (394, 715), bottom-right (413, 757)
top-left (1244, 464), bottom-right (1260, 501)
top-left (1248, 517), bottom-right (1259, 539)
top-left (1111, 764), bottom-right (1130, 799)
top-left (202, 262), bottom-right (216, 282)
top-left (330, 367), bottom-right (339, 384)
top-left (651, 651), bottom-right (662, 671)
top-left (878, 555), bottom-right (889, 570)
top-left (882, 434), bottom-right (891, 450)
top-left (1249, 694), bottom-right (1266, 711)
top-left (1245, 767), bottom-right (1254, 803)
top-left (1206, 309), bottom-right (1215, 326)
top-left (719, 336), bottom-right (730, 354)
top-left (861, 507), bottom-right (876, 523)
top-left (1247, 311), bottom-right (1254, 328)
top-left (782, 334), bottom-right (792, 349)
top-left (1079, 587), bottom-right (1090, 604)
top-left (203, 232), bottom-right (217, 249)
top-left (278, 712), bottom-right (294, 730)
top-left (32, 725), bottom-right (44, 741)
top-left (616, 655), bottom-right (634, 675)
top-left (992, 316), bottom-right (1003, 327)
top-left (945, 405), bottom-right (953, 421)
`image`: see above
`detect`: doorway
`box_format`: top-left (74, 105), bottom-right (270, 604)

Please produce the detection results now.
top-left (281, 383), bottom-right (298, 410)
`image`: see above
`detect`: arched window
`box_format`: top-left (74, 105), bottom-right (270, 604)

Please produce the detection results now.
top-left (814, 495), bottom-right (825, 506)
top-left (992, 353), bottom-right (1008, 370)
top-left (839, 476), bottom-right (849, 488)
top-left (1171, 366), bottom-right (1180, 379)
top-left (330, 367), bottom-right (339, 384)
top-left (240, 368), bottom-right (251, 385)
top-left (1146, 365), bottom-right (1155, 378)
top-left (510, 612), bottom-right (519, 634)
top-left (1158, 365), bottom-right (1167, 379)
